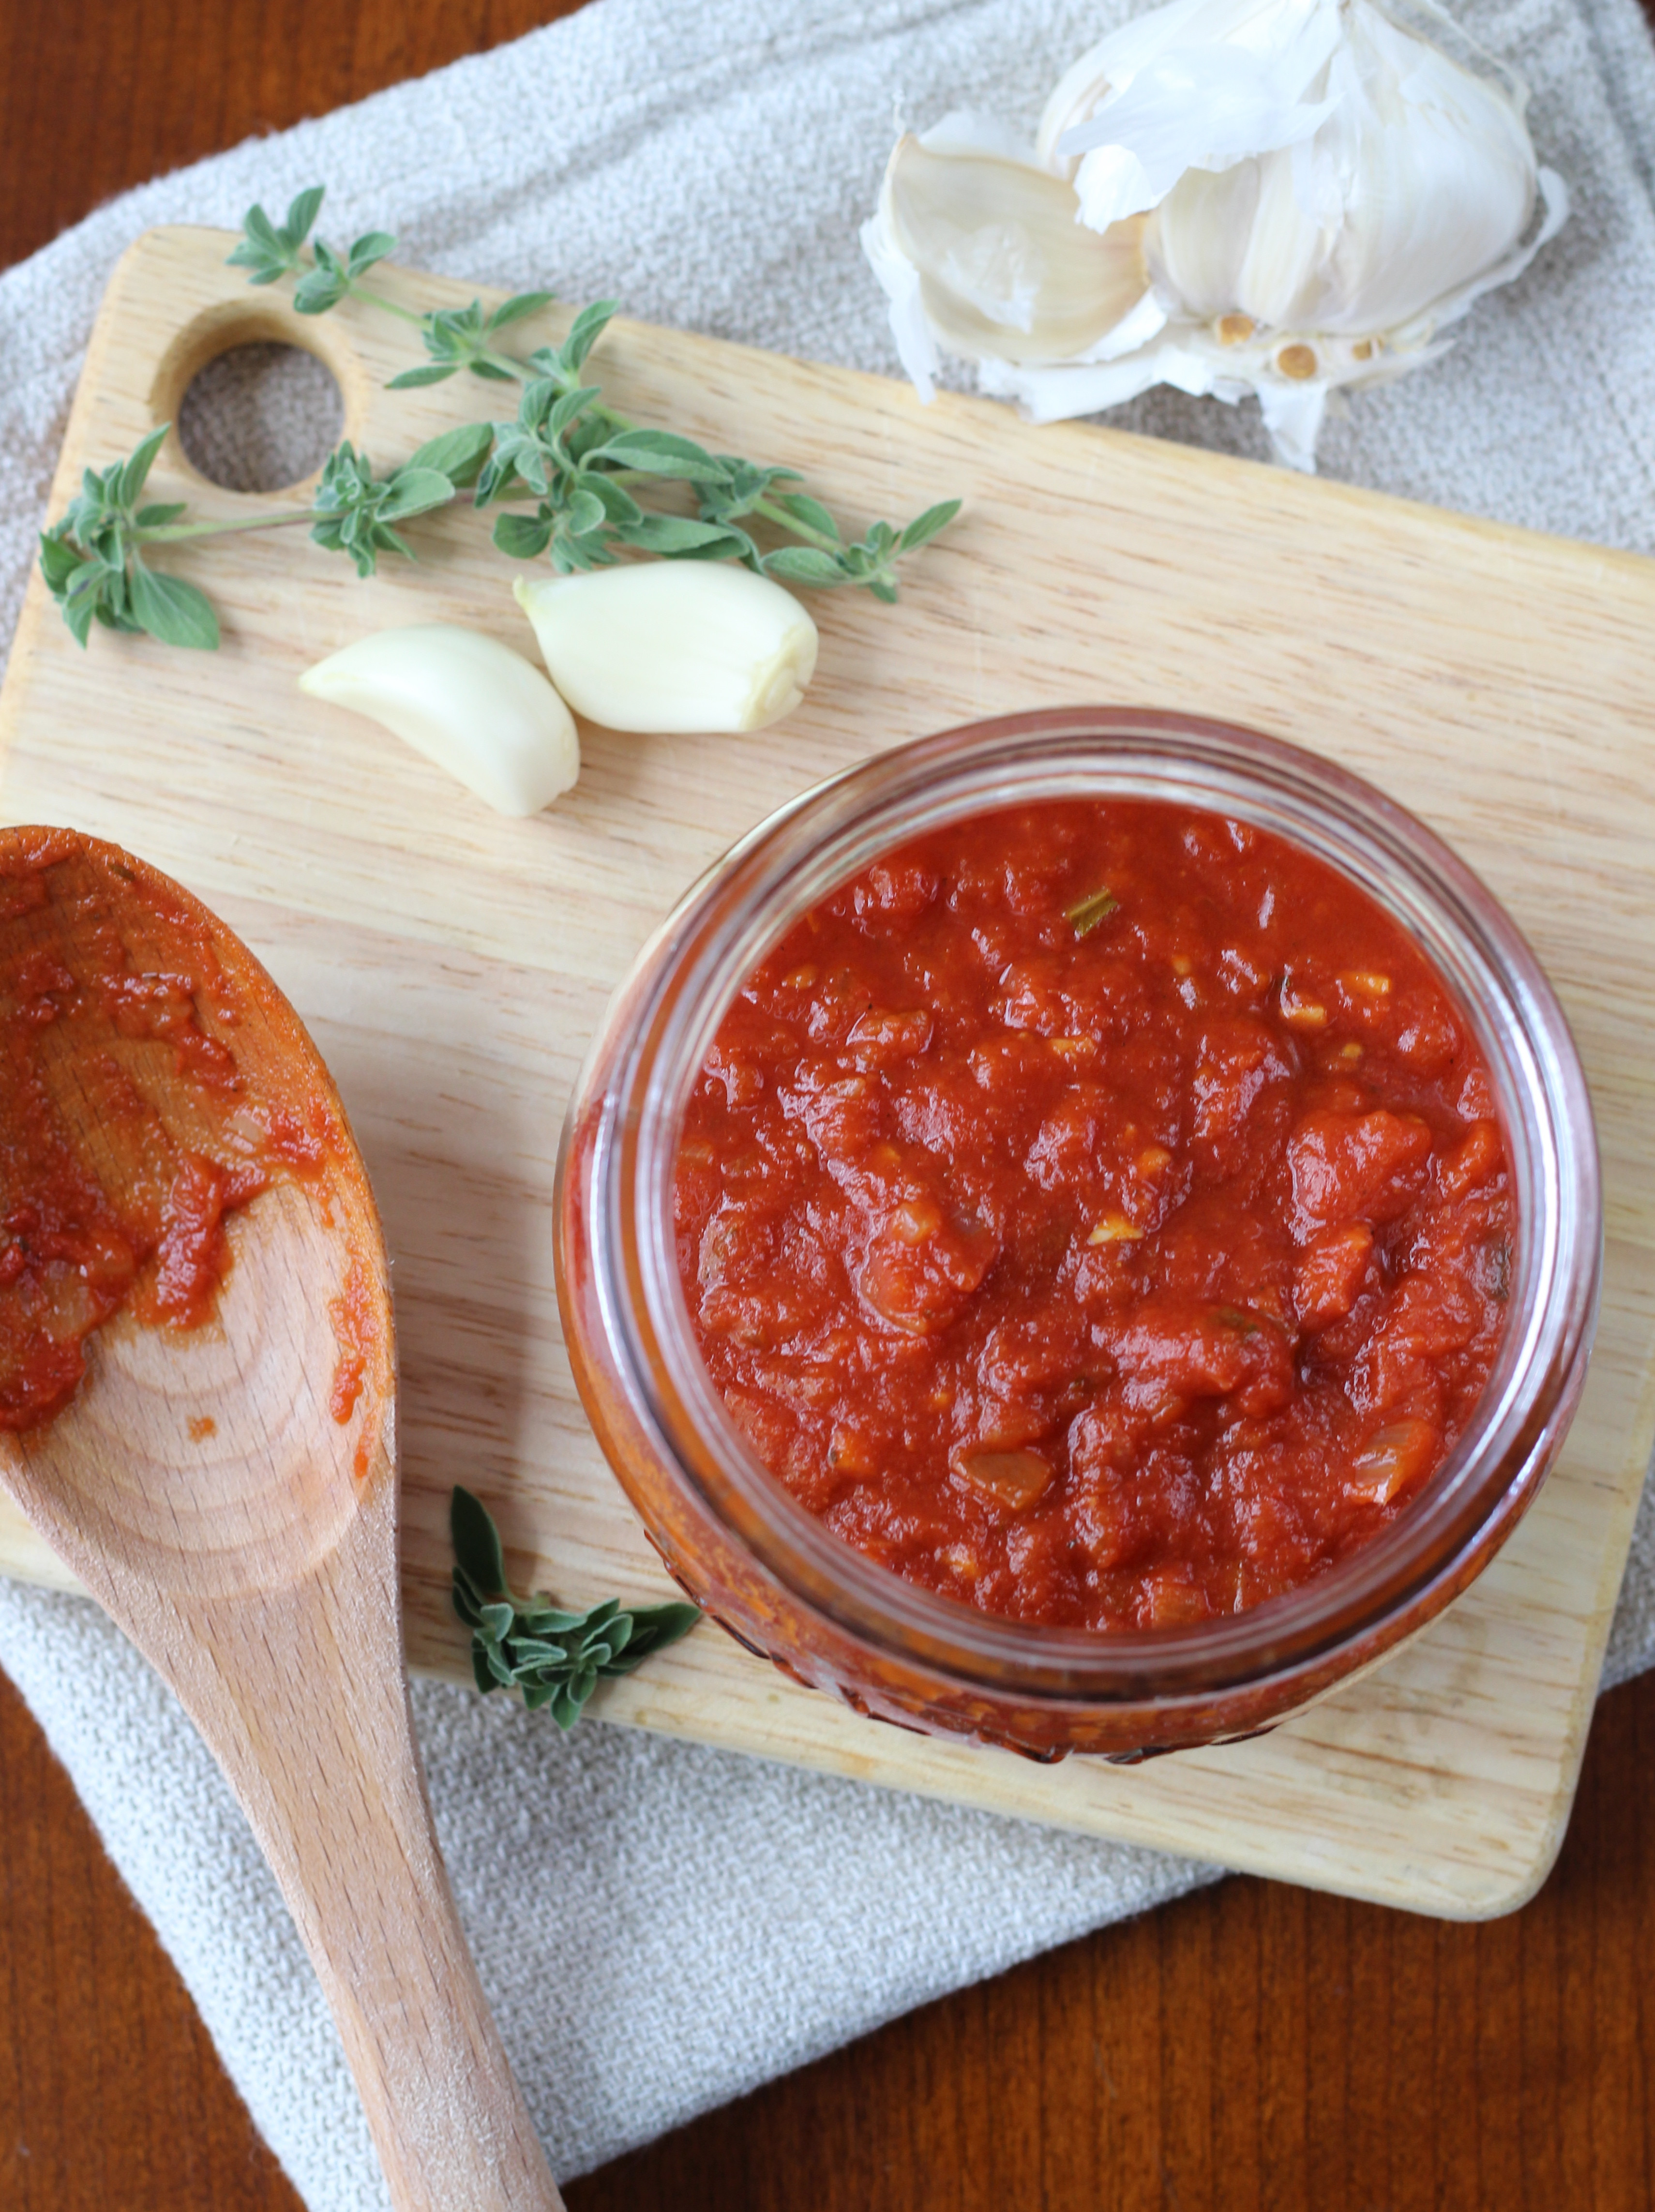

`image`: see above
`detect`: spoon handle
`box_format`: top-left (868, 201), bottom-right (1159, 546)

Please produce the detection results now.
top-left (87, 1485), bottom-right (565, 2212)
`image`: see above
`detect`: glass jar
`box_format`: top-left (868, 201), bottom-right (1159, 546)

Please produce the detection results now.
top-left (555, 709), bottom-right (1601, 1760)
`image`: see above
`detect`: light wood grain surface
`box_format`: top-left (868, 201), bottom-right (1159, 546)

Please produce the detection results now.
top-left (1, 224), bottom-right (1651, 1918)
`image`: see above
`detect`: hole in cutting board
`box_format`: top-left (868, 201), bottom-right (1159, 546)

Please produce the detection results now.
top-left (176, 342), bottom-right (344, 494)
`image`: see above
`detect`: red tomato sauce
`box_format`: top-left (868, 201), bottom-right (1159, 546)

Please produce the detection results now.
top-left (674, 800), bottom-right (1513, 1631)
top-left (0, 830), bottom-right (349, 1433)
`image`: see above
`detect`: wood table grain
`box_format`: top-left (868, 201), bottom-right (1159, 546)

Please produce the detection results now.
top-left (3, 3), bottom-right (1655, 2206)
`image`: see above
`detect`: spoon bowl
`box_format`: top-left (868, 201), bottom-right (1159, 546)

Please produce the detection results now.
top-left (0, 826), bottom-right (562, 2212)
top-left (15, 1181), bottom-right (370, 1598)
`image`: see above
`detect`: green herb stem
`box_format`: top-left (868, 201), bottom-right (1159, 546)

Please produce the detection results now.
top-left (749, 495), bottom-right (837, 551)
top-left (343, 282), bottom-right (425, 326)
top-left (137, 509), bottom-right (317, 542)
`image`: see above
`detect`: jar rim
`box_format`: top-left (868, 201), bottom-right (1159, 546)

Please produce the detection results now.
top-left (582, 708), bottom-right (1601, 1708)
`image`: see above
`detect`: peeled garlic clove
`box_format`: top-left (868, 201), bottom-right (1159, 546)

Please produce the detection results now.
top-left (513, 564), bottom-right (818, 735)
top-left (299, 623), bottom-right (579, 817)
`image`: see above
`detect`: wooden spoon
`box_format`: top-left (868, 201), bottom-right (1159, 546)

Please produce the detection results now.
top-left (0, 828), bottom-right (563, 2212)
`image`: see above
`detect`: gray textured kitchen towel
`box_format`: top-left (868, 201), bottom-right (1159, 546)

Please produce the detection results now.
top-left (0, 0), bottom-right (1653, 2201)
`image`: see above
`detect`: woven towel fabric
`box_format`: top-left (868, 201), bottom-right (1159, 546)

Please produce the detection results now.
top-left (0, 0), bottom-right (1653, 2202)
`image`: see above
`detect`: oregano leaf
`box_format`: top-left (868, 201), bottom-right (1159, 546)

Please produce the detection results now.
top-left (487, 290), bottom-right (556, 332)
top-left (293, 266), bottom-right (347, 316)
top-left (386, 363), bottom-right (460, 389)
top-left (376, 466), bottom-right (456, 523)
top-left (558, 299), bottom-right (618, 373)
top-left (406, 422), bottom-right (495, 487)
top-left (347, 229), bottom-right (397, 277)
top-left (585, 429), bottom-right (728, 483)
top-left (563, 486), bottom-right (607, 538)
top-left (899, 498), bottom-right (963, 553)
top-left (493, 511), bottom-right (555, 558)
top-left (619, 515), bottom-right (748, 558)
top-left (126, 561), bottom-right (221, 650)
top-left (773, 491), bottom-right (842, 542)
top-left (117, 425), bottom-right (169, 510)
top-left (282, 185), bottom-right (326, 249)
top-left (451, 1485), bottom-right (508, 1593)
top-left (761, 544), bottom-right (847, 586)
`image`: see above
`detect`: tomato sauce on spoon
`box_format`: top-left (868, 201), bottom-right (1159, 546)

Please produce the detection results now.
top-left (0, 828), bottom-right (354, 1432)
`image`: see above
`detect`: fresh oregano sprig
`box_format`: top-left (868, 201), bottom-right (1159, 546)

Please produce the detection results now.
top-left (37, 184), bottom-right (961, 648)
top-left (37, 422), bottom-right (487, 645)
top-left (37, 423), bottom-right (309, 648)
top-left (466, 347), bottom-right (959, 594)
top-left (388, 293), bottom-right (558, 387)
top-left (224, 186), bottom-right (328, 286)
top-left (308, 441), bottom-right (458, 577)
top-left (254, 184), bottom-right (962, 596)
top-left (39, 185), bottom-right (964, 650)
top-left (451, 1485), bottom-right (701, 1727)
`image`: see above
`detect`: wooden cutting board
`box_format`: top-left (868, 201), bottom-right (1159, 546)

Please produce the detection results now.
top-left (2, 225), bottom-right (1652, 1918)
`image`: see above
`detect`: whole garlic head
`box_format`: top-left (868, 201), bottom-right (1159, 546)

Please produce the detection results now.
top-left (862, 0), bottom-right (1568, 469)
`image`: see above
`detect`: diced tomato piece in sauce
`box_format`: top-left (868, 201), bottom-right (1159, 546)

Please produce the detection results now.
top-left (675, 799), bottom-right (1513, 1633)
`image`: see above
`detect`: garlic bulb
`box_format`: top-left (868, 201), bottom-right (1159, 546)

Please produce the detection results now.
top-left (514, 564), bottom-right (818, 735)
top-left (299, 624), bottom-right (579, 817)
top-left (862, 0), bottom-right (1568, 469)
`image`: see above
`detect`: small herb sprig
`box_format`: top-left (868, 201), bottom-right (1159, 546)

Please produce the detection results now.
top-left (451, 1485), bottom-right (701, 1727)
top-left (1066, 886), bottom-right (1120, 938)
top-left (41, 185), bottom-right (962, 649)
top-left (40, 426), bottom-right (294, 648)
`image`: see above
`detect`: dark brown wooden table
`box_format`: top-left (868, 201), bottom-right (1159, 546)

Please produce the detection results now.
top-left (4, 3), bottom-right (1655, 2204)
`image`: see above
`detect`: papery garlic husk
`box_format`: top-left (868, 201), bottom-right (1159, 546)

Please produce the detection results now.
top-left (299, 624), bottom-right (579, 817)
top-left (863, 0), bottom-right (1568, 470)
top-left (513, 563), bottom-right (818, 735)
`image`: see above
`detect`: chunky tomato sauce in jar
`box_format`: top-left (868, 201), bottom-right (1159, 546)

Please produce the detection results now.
top-left (674, 798), bottom-right (1514, 1634)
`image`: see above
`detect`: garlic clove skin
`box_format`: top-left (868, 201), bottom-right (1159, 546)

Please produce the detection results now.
top-left (1039, 0), bottom-right (1344, 229)
top-left (978, 338), bottom-right (1248, 426)
top-left (862, 123), bottom-right (1154, 393)
top-left (298, 623), bottom-right (579, 818)
top-left (513, 564), bottom-right (818, 735)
